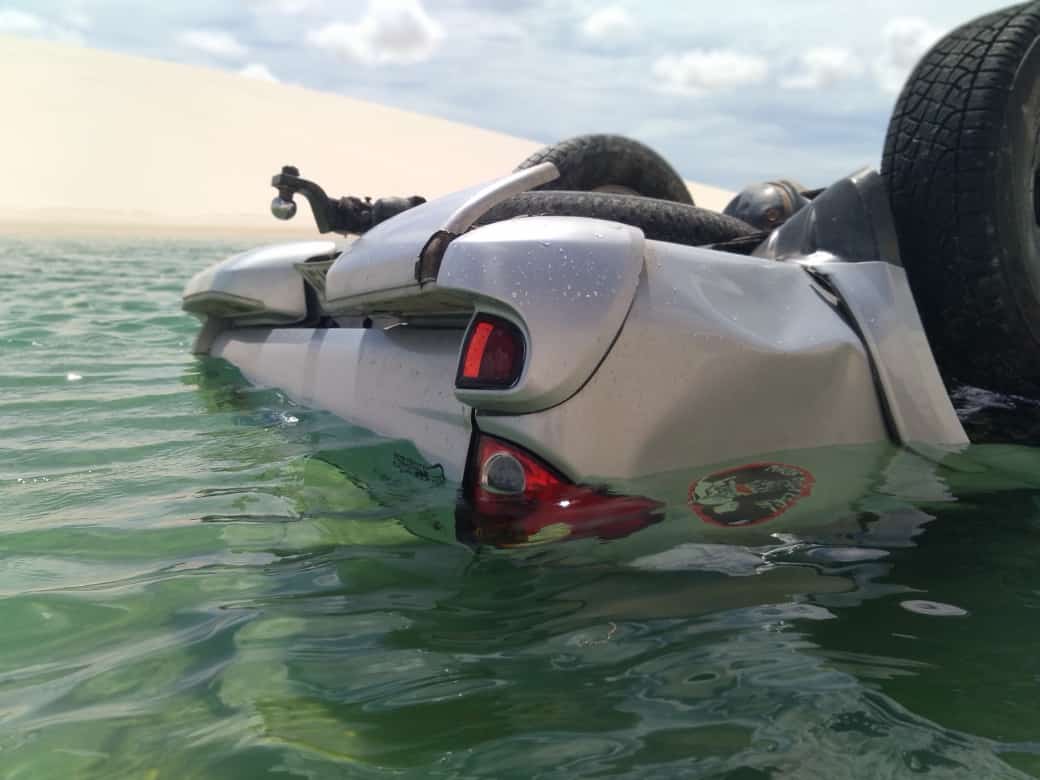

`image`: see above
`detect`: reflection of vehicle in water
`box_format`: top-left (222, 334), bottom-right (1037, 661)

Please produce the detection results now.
top-left (184, 355), bottom-right (1040, 775)
top-left (184, 5), bottom-right (1040, 547)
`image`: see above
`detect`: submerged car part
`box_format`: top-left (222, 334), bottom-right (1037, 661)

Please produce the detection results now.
top-left (457, 432), bottom-right (663, 547)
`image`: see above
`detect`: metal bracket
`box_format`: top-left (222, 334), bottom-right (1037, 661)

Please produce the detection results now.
top-left (270, 165), bottom-right (425, 235)
top-left (413, 162), bottom-right (560, 284)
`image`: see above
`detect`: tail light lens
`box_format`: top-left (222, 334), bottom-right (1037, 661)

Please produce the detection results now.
top-left (458, 434), bottom-right (663, 547)
top-left (456, 315), bottom-right (524, 389)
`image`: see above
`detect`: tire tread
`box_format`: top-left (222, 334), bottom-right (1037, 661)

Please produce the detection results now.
top-left (517, 134), bottom-right (695, 205)
top-left (882, 2), bottom-right (1040, 392)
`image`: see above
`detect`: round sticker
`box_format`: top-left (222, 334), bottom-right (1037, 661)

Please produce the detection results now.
top-left (688, 462), bottom-right (814, 527)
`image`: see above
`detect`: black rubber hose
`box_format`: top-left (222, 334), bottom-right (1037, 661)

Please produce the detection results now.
top-left (517, 134), bottom-right (695, 205)
top-left (478, 190), bottom-right (758, 246)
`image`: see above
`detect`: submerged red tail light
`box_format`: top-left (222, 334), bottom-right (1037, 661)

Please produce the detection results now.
top-left (456, 315), bottom-right (525, 389)
top-left (459, 434), bottom-right (663, 547)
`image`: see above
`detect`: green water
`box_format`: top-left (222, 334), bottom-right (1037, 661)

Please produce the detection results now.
top-left (4, 238), bottom-right (1040, 778)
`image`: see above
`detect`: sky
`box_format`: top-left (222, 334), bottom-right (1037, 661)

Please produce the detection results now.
top-left (0, 0), bottom-right (1005, 189)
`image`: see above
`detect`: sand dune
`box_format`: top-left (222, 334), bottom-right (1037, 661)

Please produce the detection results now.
top-left (0, 35), bottom-right (733, 238)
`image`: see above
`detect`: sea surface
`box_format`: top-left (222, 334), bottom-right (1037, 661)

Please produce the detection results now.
top-left (5, 238), bottom-right (1040, 778)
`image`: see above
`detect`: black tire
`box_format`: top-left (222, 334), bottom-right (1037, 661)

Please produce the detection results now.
top-left (478, 191), bottom-right (759, 246)
top-left (517, 134), bottom-right (695, 205)
top-left (882, 2), bottom-right (1040, 395)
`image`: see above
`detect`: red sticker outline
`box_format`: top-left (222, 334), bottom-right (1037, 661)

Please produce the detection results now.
top-left (688, 462), bottom-right (815, 527)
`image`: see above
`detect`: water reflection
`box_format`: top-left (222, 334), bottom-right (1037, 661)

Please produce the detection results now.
top-left (181, 355), bottom-right (1040, 775)
top-left (8, 235), bottom-right (1040, 778)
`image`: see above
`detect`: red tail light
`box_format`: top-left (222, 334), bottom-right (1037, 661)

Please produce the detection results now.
top-left (458, 434), bottom-right (663, 547)
top-left (456, 315), bottom-right (524, 389)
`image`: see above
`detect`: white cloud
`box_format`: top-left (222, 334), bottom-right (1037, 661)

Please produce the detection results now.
top-left (250, 0), bottom-right (313, 15)
top-left (62, 0), bottom-right (91, 30)
top-left (653, 50), bottom-right (769, 95)
top-left (64, 10), bottom-right (90, 29)
top-left (0, 9), bottom-right (45, 34)
top-left (262, 0), bottom-right (309, 12)
top-left (446, 9), bottom-right (525, 42)
top-left (239, 62), bottom-right (279, 83)
top-left (780, 47), bottom-right (863, 89)
top-left (580, 6), bottom-right (634, 42)
top-left (178, 29), bottom-right (248, 60)
top-left (874, 17), bottom-right (941, 93)
top-left (307, 0), bottom-right (443, 66)
top-left (0, 8), bottom-right (84, 43)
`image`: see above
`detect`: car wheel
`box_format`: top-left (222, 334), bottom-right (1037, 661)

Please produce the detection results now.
top-left (883, 3), bottom-right (1040, 395)
top-left (517, 134), bottom-right (695, 205)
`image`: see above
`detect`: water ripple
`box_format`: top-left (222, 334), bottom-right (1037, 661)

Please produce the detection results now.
top-left (2, 239), bottom-right (1040, 778)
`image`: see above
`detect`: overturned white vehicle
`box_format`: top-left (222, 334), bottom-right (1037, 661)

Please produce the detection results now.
top-left (184, 5), bottom-right (1040, 545)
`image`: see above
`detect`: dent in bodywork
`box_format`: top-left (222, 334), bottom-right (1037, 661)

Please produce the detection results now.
top-left (809, 261), bottom-right (968, 447)
top-left (476, 243), bottom-right (891, 482)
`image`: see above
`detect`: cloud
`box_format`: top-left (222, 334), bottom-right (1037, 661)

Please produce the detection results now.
top-left (874, 17), bottom-right (941, 93)
top-left (652, 50), bottom-right (769, 95)
top-left (307, 0), bottom-right (443, 66)
top-left (0, 7), bottom-right (85, 43)
top-left (62, 0), bottom-right (91, 30)
top-left (256, 0), bottom-right (313, 13)
top-left (63, 10), bottom-right (91, 30)
top-left (239, 62), bottom-right (279, 83)
top-left (0, 9), bottom-right (45, 34)
top-left (177, 29), bottom-right (248, 60)
top-left (579, 6), bottom-right (634, 43)
top-left (780, 47), bottom-right (863, 89)
top-left (444, 8), bottom-right (525, 42)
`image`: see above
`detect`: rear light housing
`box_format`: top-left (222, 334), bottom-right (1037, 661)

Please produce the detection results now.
top-left (456, 314), bottom-right (525, 389)
top-left (458, 433), bottom-right (663, 547)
